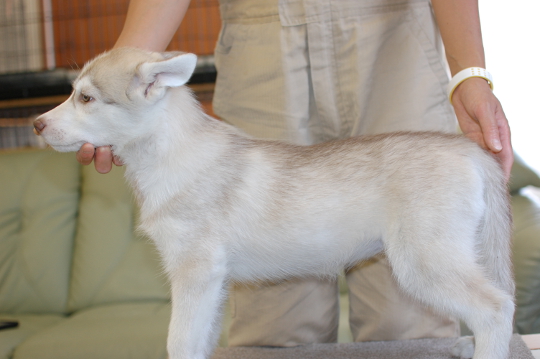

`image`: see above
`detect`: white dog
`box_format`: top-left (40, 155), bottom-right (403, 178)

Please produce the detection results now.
top-left (34, 48), bottom-right (514, 359)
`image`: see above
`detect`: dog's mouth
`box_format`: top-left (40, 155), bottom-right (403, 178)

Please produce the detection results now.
top-left (32, 125), bottom-right (89, 152)
top-left (48, 141), bottom-right (88, 153)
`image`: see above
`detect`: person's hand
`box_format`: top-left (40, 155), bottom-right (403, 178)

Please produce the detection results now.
top-left (76, 143), bottom-right (123, 174)
top-left (451, 78), bottom-right (513, 182)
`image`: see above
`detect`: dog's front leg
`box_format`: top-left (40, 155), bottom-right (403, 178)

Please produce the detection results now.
top-left (165, 252), bottom-right (228, 359)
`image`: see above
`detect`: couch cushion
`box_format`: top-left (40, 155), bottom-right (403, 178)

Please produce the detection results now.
top-left (0, 149), bottom-right (80, 314)
top-left (0, 313), bottom-right (64, 359)
top-left (13, 302), bottom-right (170, 359)
top-left (67, 165), bottom-right (169, 312)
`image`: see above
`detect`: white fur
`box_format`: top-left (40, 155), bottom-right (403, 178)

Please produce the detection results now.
top-left (35, 48), bottom-right (515, 359)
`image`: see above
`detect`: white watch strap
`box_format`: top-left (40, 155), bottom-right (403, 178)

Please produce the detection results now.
top-left (447, 67), bottom-right (494, 104)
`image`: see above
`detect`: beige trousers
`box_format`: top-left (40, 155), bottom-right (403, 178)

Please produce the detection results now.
top-left (213, 0), bottom-right (460, 346)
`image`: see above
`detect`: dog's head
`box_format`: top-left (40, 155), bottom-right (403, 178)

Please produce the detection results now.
top-left (34, 48), bottom-right (197, 152)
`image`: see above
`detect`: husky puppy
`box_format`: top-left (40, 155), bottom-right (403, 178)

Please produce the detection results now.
top-left (34, 48), bottom-right (514, 359)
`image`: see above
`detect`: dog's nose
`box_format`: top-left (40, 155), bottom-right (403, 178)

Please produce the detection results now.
top-left (33, 118), bottom-right (45, 136)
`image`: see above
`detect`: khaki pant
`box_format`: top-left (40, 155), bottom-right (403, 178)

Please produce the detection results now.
top-left (213, 0), bottom-right (459, 346)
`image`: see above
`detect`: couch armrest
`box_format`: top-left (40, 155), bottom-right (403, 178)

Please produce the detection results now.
top-left (512, 189), bottom-right (540, 334)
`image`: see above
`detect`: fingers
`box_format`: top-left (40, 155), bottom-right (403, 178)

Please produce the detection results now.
top-left (113, 154), bottom-right (124, 167)
top-left (76, 143), bottom-right (96, 165)
top-left (473, 99), bottom-right (503, 153)
top-left (475, 97), bottom-right (513, 181)
top-left (76, 144), bottom-right (121, 174)
top-left (494, 110), bottom-right (513, 182)
top-left (94, 146), bottom-right (114, 174)
top-left (498, 144), bottom-right (514, 183)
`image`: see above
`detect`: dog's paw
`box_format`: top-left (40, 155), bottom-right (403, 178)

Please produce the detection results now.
top-left (451, 336), bottom-right (475, 358)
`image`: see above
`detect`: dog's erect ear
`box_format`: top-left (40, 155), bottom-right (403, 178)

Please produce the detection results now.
top-left (137, 52), bottom-right (197, 92)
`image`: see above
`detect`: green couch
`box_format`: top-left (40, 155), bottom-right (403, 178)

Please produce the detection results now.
top-left (0, 148), bottom-right (539, 359)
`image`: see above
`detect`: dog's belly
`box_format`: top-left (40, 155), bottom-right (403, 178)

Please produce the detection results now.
top-left (222, 190), bottom-right (389, 282)
top-left (227, 226), bottom-right (385, 282)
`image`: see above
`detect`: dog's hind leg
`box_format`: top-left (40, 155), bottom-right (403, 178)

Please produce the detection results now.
top-left (384, 218), bottom-right (514, 359)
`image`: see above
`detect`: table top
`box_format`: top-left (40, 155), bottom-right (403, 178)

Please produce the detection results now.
top-left (212, 334), bottom-right (533, 359)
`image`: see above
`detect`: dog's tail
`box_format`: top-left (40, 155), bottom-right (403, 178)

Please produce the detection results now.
top-left (477, 153), bottom-right (514, 296)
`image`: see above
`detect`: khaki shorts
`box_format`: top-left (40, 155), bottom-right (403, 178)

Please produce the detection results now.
top-left (213, 0), bottom-right (459, 346)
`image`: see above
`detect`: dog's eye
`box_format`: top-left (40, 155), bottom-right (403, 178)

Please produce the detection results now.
top-left (80, 94), bottom-right (94, 103)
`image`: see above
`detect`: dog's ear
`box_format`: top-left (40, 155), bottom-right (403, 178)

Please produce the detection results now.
top-left (136, 53), bottom-right (197, 99)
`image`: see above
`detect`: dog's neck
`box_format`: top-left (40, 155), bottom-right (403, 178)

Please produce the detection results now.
top-left (115, 87), bottom-right (239, 215)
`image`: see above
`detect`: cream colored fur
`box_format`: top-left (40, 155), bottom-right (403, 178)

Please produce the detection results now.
top-left (35, 48), bottom-right (514, 359)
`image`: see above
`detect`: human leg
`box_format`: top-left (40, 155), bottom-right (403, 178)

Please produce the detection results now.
top-left (227, 279), bottom-right (340, 347)
top-left (346, 256), bottom-right (459, 341)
